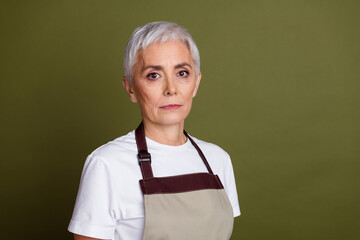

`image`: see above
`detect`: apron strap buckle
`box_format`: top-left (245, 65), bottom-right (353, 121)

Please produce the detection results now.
top-left (138, 150), bottom-right (151, 165)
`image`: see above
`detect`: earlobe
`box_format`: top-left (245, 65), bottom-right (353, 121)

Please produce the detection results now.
top-left (122, 77), bottom-right (138, 103)
top-left (193, 72), bottom-right (202, 97)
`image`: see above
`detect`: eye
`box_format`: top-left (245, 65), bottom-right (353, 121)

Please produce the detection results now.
top-left (146, 72), bottom-right (161, 80)
top-left (177, 70), bottom-right (189, 78)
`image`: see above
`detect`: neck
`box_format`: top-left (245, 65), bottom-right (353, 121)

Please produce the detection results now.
top-left (142, 120), bottom-right (187, 146)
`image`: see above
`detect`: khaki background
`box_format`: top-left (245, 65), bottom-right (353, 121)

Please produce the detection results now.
top-left (1, 0), bottom-right (359, 239)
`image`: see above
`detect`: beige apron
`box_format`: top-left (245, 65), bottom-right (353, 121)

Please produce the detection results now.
top-left (135, 123), bottom-right (234, 240)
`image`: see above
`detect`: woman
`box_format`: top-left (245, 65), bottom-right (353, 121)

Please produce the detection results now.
top-left (68, 21), bottom-right (240, 240)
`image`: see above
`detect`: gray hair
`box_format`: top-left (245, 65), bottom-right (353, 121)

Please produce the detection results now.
top-left (123, 21), bottom-right (200, 84)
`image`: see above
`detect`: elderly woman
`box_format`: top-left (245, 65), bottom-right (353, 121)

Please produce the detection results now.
top-left (68, 21), bottom-right (240, 240)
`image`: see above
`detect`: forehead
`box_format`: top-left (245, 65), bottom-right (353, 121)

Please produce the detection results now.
top-left (136, 41), bottom-right (194, 67)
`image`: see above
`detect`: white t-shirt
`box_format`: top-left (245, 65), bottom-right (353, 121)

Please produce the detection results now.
top-left (68, 130), bottom-right (240, 240)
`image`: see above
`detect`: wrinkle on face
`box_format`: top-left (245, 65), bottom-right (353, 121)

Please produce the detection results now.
top-left (128, 41), bottom-right (201, 128)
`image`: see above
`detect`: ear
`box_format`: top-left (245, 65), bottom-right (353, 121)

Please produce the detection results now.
top-left (192, 72), bottom-right (202, 97)
top-left (122, 77), bottom-right (138, 103)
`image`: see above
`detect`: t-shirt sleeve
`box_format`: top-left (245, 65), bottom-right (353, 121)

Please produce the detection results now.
top-left (224, 154), bottom-right (241, 217)
top-left (68, 154), bottom-right (119, 239)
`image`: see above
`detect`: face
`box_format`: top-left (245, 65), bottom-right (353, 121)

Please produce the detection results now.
top-left (123, 41), bottom-right (201, 128)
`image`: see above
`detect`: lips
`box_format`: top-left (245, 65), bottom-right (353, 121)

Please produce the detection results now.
top-left (159, 104), bottom-right (182, 110)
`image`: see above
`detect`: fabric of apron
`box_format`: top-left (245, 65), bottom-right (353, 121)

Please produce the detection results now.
top-left (135, 123), bottom-right (234, 240)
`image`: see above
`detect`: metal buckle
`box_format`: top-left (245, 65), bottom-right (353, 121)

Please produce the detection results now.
top-left (137, 150), bottom-right (151, 165)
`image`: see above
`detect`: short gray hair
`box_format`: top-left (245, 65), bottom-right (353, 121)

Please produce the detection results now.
top-left (123, 21), bottom-right (200, 84)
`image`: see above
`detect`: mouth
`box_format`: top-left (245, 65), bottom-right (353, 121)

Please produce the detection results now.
top-left (159, 104), bottom-right (182, 110)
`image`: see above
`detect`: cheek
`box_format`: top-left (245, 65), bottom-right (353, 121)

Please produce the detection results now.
top-left (136, 89), bottom-right (160, 109)
top-left (184, 84), bottom-right (197, 101)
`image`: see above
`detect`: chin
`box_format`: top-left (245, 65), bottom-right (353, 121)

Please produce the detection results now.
top-left (157, 113), bottom-right (189, 126)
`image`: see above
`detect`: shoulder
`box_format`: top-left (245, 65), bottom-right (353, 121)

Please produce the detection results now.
top-left (188, 135), bottom-right (232, 174)
top-left (79, 130), bottom-right (142, 193)
top-left (189, 135), bottom-right (231, 160)
top-left (86, 130), bottom-right (137, 166)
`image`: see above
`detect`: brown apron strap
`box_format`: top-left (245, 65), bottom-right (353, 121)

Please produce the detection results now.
top-left (184, 130), bottom-right (214, 175)
top-left (135, 122), bottom-right (154, 179)
top-left (135, 122), bottom-right (214, 179)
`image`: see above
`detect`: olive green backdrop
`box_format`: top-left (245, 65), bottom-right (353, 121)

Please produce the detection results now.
top-left (1, 0), bottom-right (359, 239)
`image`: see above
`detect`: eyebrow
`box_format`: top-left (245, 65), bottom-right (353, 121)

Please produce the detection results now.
top-left (142, 62), bottom-right (192, 73)
top-left (175, 63), bottom-right (192, 69)
top-left (142, 65), bottom-right (162, 72)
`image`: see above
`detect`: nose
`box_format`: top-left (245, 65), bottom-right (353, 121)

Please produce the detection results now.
top-left (163, 75), bottom-right (177, 96)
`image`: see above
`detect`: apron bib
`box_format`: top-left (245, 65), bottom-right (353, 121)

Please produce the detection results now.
top-left (135, 123), bottom-right (234, 240)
